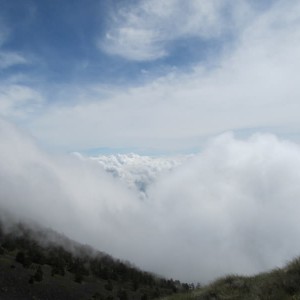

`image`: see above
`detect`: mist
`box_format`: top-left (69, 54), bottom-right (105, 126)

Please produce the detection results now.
top-left (1, 119), bottom-right (300, 283)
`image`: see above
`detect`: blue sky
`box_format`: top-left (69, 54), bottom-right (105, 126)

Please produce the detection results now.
top-left (0, 0), bottom-right (230, 85)
top-left (1, 0), bottom-right (300, 154)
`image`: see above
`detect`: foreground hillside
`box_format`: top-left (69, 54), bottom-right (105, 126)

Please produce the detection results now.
top-left (0, 221), bottom-right (189, 300)
top-left (161, 259), bottom-right (300, 300)
top-left (3, 221), bottom-right (300, 300)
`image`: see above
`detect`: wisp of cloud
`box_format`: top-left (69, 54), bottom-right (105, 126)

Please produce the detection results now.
top-left (1, 119), bottom-right (300, 283)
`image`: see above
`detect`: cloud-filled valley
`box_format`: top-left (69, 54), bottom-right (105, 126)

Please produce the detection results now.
top-left (1, 119), bottom-right (300, 283)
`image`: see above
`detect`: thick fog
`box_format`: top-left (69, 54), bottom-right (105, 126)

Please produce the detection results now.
top-left (1, 119), bottom-right (300, 283)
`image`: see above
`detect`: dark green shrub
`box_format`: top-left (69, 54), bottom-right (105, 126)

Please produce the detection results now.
top-left (105, 280), bottom-right (113, 291)
top-left (15, 251), bottom-right (32, 268)
top-left (141, 293), bottom-right (148, 300)
top-left (92, 292), bottom-right (105, 299)
top-left (33, 266), bottom-right (43, 282)
top-left (74, 272), bottom-right (83, 283)
top-left (117, 289), bottom-right (128, 300)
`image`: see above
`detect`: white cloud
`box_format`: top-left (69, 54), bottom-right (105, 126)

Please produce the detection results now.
top-left (0, 22), bottom-right (33, 120)
top-left (99, 0), bottom-right (275, 61)
top-left (0, 119), bottom-right (142, 253)
top-left (0, 51), bottom-right (28, 69)
top-left (102, 28), bottom-right (167, 61)
top-left (3, 120), bottom-right (300, 283)
top-left (100, 0), bottom-right (236, 61)
top-left (0, 22), bottom-right (28, 69)
top-left (147, 132), bottom-right (300, 281)
top-left (26, 0), bottom-right (300, 153)
top-left (0, 84), bottom-right (44, 119)
top-left (83, 152), bottom-right (192, 198)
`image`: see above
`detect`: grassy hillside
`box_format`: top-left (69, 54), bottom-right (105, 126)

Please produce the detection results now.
top-left (160, 259), bottom-right (300, 300)
top-left (0, 221), bottom-right (189, 300)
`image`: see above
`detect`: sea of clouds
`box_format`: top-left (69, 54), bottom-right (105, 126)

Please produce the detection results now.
top-left (1, 119), bottom-right (300, 283)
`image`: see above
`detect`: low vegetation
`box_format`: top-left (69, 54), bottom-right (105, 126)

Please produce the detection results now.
top-left (0, 221), bottom-right (189, 300)
top-left (161, 259), bottom-right (300, 300)
top-left (2, 220), bottom-right (300, 300)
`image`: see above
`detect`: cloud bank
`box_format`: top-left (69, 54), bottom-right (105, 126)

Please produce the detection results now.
top-left (2, 119), bottom-right (300, 283)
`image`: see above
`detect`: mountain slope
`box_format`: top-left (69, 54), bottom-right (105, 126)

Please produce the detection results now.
top-left (0, 221), bottom-right (189, 300)
top-left (160, 259), bottom-right (300, 300)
